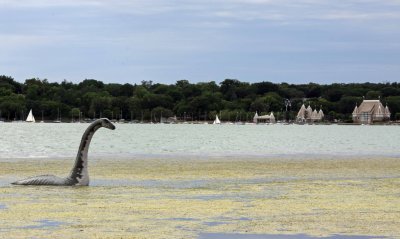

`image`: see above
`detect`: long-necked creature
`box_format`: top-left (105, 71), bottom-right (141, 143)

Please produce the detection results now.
top-left (12, 118), bottom-right (115, 186)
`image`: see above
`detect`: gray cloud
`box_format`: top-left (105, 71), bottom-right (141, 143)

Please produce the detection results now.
top-left (1, 0), bottom-right (399, 83)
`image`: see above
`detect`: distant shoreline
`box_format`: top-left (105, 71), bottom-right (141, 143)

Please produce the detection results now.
top-left (1, 120), bottom-right (400, 126)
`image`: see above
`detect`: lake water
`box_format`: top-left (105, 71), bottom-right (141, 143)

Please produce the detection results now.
top-left (1, 123), bottom-right (399, 238)
top-left (0, 123), bottom-right (399, 160)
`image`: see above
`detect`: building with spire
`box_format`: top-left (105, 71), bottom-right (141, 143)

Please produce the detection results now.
top-left (296, 104), bottom-right (324, 123)
top-left (253, 111), bottom-right (275, 123)
top-left (352, 99), bottom-right (390, 124)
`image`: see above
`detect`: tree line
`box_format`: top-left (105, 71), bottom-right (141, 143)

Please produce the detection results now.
top-left (1, 75), bottom-right (400, 122)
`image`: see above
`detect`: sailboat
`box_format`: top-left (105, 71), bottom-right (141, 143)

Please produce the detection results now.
top-left (26, 109), bottom-right (36, 123)
top-left (40, 110), bottom-right (44, 123)
top-left (213, 115), bottom-right (221, 124)
top-left (53, 108), bottom-right (61, 123)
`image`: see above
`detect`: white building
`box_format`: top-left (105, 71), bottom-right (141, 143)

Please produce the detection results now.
top-left (253, 112), bottom-right (275, 123)
top-left (352, 100), bottom-right (390, 124)
top-left (296, 104), bottom-right (324, 122)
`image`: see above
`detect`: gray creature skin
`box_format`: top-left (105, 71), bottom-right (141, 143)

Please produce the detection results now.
top-left (11, 118), bottom-right (115, 186)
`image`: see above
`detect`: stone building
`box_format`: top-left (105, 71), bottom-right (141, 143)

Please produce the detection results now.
top-left (352, 99), bottom-right (390, 124)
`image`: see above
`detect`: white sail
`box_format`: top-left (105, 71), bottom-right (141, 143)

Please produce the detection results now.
top-left (213, 115), bottom-right (221, 124)
top-left (26, 109), bottom-right (36, 122)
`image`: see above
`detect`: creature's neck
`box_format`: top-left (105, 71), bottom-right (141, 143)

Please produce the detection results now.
top-left (69, 121), bottom-right (102, 183)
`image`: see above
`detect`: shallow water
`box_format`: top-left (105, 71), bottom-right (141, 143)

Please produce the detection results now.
top-left (0, 123), bottom-right (400, 159)
top-left (1, 123), bottom-right (399, 238)
top-left (199, 233), bottom-right (387, 239)
top-left (0, 158), bottom-right (399, 238)
top-left (18, 219), bottom-right (64, 230)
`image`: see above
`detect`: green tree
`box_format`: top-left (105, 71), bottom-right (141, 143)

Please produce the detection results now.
top-left (365, 91), bottom-right (381, 100)
top-left (70, 108), bottom-right (80, 121)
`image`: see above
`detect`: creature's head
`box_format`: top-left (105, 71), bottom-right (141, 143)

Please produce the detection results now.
top-left (100, 118), bottom-right (116, 130)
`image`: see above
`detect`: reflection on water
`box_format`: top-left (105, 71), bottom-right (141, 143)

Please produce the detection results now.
top-left (168, 218), bottom-right (200, 222)
top-left (19, 220), bottom-right (64, 229)
top-left (199, 233), bottom-right (387, 239)
top-left (0, 219), bottom-right (64, 232)
top-left (91, 178), bottom-right (212, 188)
top-left (0, 203), bottom-right (7, 210)
top-left (203, 216), bottom-right (252, 227)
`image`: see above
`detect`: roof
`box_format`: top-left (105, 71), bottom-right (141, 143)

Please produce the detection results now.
top-left (257, 115), bottom-right (272, 119)
top-left (255, 112), bottom-right (275, 120)
top-left (318, 109), bottom-right (324, 118)
top-left (306, 105), bottom-right (312, 114)
top-left (385, 106), bottom-right (391, 115)
top-left (357, 100), bottom-right (383, 114)
top-left (296, 104), bottom-right (306, 119)
top-left (270, 112), bottom-right (275, 120)
top-left (352, 105), bottom-right (358, 115)
top-left (296, 104), bottom-right (324, 120)
top-left (354, 99), bottom-right (390, 118)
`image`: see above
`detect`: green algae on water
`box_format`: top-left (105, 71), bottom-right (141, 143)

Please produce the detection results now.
top-left (0, 157), bottom-right (399, 238)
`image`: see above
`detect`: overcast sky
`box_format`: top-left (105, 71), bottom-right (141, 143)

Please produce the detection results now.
top-left (1, 0), bottom-right (400, 84)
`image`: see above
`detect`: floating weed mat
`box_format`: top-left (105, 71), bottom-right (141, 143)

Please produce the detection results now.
top-left (0, 157), bottom-right (399, 238)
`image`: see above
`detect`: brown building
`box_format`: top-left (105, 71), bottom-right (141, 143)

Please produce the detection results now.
top-left (352, 100), bottom-right (390, 124)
